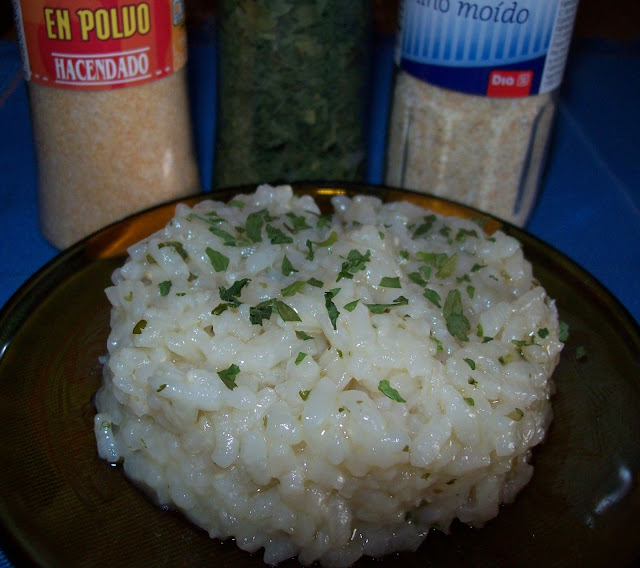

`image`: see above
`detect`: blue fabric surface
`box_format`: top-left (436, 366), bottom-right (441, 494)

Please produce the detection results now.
top-left (0, 32), bottom-right (639, 567)
top-left (527, 39), bottom-right (640, 324)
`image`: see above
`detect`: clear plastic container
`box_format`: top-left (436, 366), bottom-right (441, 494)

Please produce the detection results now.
top-left (214, 0), bottom-right (371, 188)
top-left (385, 0), bottom-right (579, 227)
top-left (12, 0), bottom-right (200, 249)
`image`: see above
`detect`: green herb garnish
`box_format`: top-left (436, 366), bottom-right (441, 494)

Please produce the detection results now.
top-left (282, 254), bottom-right (298, 276)
top-left (378, 379), bottom-right (406, 403)
top-left (343, 299), bottom-right (360, 312)
top-left (249, 298), bottom-right (301, 325)
top-left (299, 389), bottom-right (311, 401)
top-left (420, 265), bottom-right (432, 280)
top-left (212, 303), bottom-right (229, 315)
top-left (443, 289), bottom-right (470, 341)
top-left (306, 210), bottom-right (332, 230)
top-left (337, 249), bottom-right (371, 281)
top-left (408, 272), bottom-right (427, 287)
top-left (217, 364), bottom-right (240, 390)
top-left (133, 319), bottom-right (147, 334)
top-left (455, 228), bottom-right (479, 242)
top-left (245, 210), bottom-right (267, 242)
top-left (416, 251), bottom-right (448, 268)
top-left (158, 241), bottom-right (188, 260)
top-left (365, 296), bottom-right (409, 314)
top-left (284, 212), bottom-right (312, 234)
top-left (324, 288), bottom-right (341, 330)
top-left (206, 247), bottom-right (230, 272)
top-left (423, 288), bottom-right (442, 308)
top-left (281, 280), bottom-right (306, 297)
top-left (274, 300), bottom-right (302, 322)
top-left (249, 301), bottom-right (273, 325)
top-left (317, 230), bottom-right (340, 246)
top-left (158, 280), bottom-right (172, 296)
top-left (266, 224), bottom-right (293, 244)
top-left (305, 239), bottom-right (315, 261)
top-left (435, 253), bottom-right (458, 279)
top-left (295, 352), bottom-right (307, 365)
top-left (209, 226), bottom-right (246, 247)
top-left (219, 278), bottom-right (251, 308)
top-left (379, 276), bottom-right (401, 289)
top-left (296, 330), bottom-right (313, 341)
top-left (305, 231), bottom-right (339, 261)
top-left (412, 215), bottom-right (436, 238)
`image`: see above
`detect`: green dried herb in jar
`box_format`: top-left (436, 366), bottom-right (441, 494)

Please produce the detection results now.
top-left (214, 0), bottom-right (371, 188)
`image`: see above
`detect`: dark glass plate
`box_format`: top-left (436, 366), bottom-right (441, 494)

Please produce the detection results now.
top-left (1, 183), bottom-right (639, 568)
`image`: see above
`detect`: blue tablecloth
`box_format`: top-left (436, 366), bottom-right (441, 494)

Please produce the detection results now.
top-left (0, 31), bottom-right (639, 567)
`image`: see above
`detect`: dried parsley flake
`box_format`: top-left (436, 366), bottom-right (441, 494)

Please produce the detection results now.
top-left (132, 319), bottom-right (147, 334)
top-left (324, 288), bottom-right (341, 330)
top-left (206, 247), bottom-right (229, 272)
top-left (217, 364), bottom-right (240, 390)
top-left (443, 289), bottom-right (470, 341)
top-left (158, 280), bottom-right (172, 296)
top-left (214, 0), bottom-right (370, 187)
top-left (378, 379), bottom-right (406, 403)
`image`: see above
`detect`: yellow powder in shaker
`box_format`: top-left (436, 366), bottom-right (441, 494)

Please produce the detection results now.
top-left (30, 70), bottom-right (199, 249)
top-left (13, 0), bottom-right (200, 248)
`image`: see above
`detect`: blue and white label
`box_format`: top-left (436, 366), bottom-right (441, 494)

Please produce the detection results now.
top-left (395, 0), bottom-right (579, 96)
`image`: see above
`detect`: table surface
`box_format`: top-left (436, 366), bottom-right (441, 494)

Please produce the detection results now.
top-left (0, 29), bottom-right (639, 568)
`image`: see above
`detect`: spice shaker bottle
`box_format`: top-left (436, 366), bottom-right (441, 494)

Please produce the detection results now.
top-left (385, 0), bottom-right (579, 226)
top-left (12, 0), bottom-right (200, 249)
top-left (214, 0), bottom-right (371, 189)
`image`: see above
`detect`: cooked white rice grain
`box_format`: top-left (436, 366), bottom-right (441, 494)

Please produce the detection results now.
top-left (94, 184), bottom-right (562, 566)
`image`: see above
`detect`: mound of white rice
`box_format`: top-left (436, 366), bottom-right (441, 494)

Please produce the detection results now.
top-left (94, 184), bottom-right (562, 566)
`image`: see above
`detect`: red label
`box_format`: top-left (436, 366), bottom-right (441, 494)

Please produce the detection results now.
top-left (13, 0), bottom-right (188, 90)
top-left (486, 70), bottom-right (534, 97)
